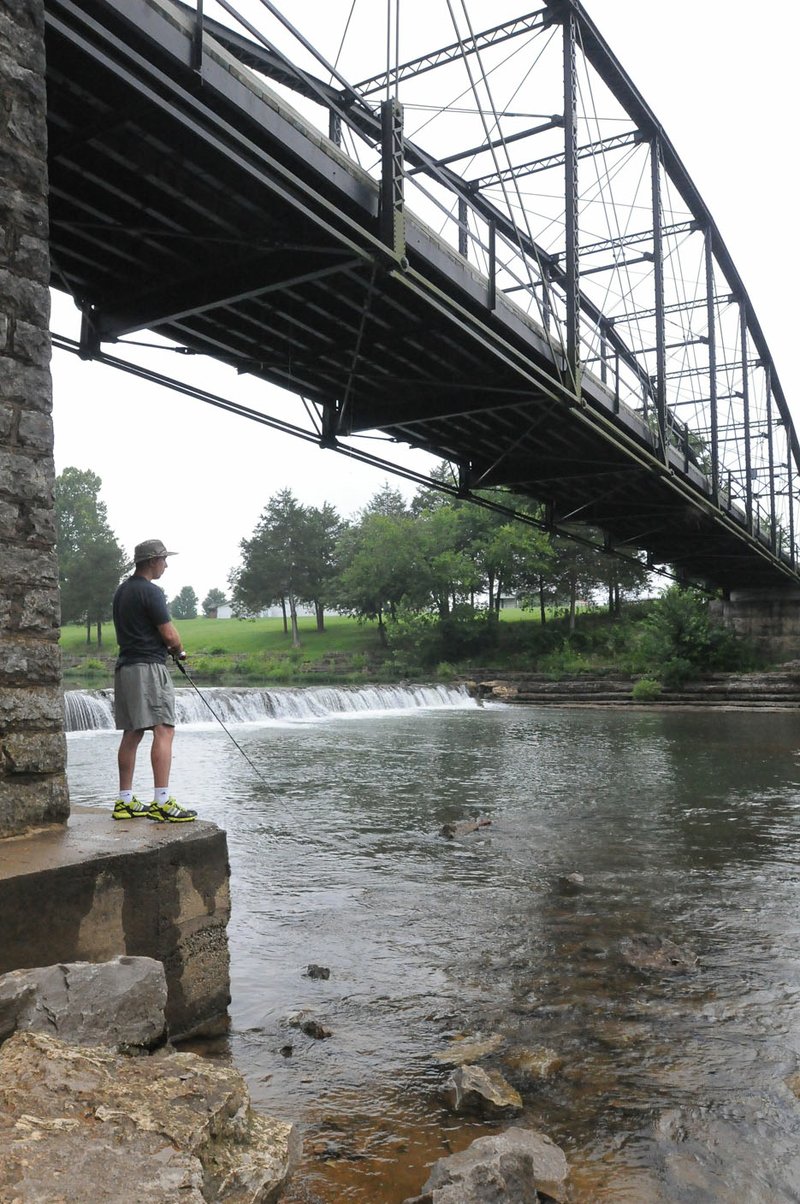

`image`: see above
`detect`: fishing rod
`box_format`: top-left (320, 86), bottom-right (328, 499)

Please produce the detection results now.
top-left (173, 657), bottom-right (273, 789)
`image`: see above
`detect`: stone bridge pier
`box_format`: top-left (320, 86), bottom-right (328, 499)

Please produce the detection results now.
top-left (0, 0), bottom-right (68, 838)
top-left (711, 588), bottom-right (800, 662)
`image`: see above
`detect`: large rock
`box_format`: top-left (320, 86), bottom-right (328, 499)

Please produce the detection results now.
top-left (0, 956), bottom-right (167, 1050)
top-left (619, 934), bottom-right (698, 974)
top-left (0, 1031), bottom-right (297, 1203)
top-left (435, 1032), bottom-right (505, 1065)
top-left (441, 1064), bottom-right (522, 1118)
top-left (403, 1128), bottom-right (569, 1203)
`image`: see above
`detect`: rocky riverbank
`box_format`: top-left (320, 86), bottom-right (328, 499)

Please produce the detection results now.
top-left (463, 664), bottom-right (800, 709)
top-left (0, 957), bottom-right (296, 1203)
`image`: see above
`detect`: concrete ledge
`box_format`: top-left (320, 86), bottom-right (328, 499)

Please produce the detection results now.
top-left (0, 807), bottom-right (231, 1040)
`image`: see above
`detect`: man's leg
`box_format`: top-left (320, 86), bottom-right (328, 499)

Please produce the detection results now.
top-left (148, 723), bottom-right (196, 822)
top-left (113, 728), bottom-right (150, 819)
top-left (118, 729), bottom-right (144, 791)
top-left (151, 723), bottom-right (175, 790)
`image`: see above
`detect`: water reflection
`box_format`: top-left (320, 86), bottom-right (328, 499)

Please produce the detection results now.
top-left (65, 702), bottom-right (800, 1202)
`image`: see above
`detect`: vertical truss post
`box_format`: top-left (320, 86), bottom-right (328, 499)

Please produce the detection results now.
top-left (542, 267), bottom-right (552, 333)
top-left (78, 306), bottom-right (100, 360)
top-left (487, 220), bottom-right (497, 311)
top-left (788, 439), bottom-right (796, 569)
top-left (765, 366), bottom-right (777, 550)
top-left (329, 110), bottom-right (342, 146)
top-left (458, 197), bottom-right (468, 259)
top-left (562, 5), bottom-right (580, 388)
top-left (651, 139), bottom-right (667, 459)
top-left (191, 0), bottom-right (204, 73)
top-left (704, 230), bottom-right (719, 505)
top-left (380, 98), bottom-right (406, 260)
top-left (739, 303), bottom-right (752, 530)
top-left (320, 400), bottom-right (341, 447)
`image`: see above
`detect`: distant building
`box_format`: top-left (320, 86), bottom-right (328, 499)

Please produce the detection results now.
top-left (210, 603), bottom-right (314, 620)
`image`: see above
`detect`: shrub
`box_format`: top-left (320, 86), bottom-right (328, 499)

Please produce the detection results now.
top-left (535, 643), bottom-right (594, 678)
top-left (660, 656), bottom-right (694, 689)
top-left (185, 656), bottom-right (226, 679)
top-left (631, 677), bottom-right (662, 701)
top-left (641, 586), bottom-right (758, 681)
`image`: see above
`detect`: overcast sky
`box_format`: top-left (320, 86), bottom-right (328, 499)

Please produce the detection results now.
top-left (50, 1), bottom-right (799, 604)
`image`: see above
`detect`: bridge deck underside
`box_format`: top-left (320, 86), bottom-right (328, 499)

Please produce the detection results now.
top-left (43, 0), bottom-right (792, 589)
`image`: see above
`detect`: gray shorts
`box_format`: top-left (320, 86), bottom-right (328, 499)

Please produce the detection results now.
top-left (114, 662), bottom-right (176, 730)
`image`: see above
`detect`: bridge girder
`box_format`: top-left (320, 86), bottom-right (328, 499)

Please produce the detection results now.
top-left (43, 0), bottom-right (800, 589)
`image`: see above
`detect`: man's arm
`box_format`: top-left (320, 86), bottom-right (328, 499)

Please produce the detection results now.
top-left (157, 621), bottom-right (185, 659)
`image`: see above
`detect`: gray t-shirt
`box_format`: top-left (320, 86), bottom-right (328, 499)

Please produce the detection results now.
top-left (113, 575), bottom-right (171, 666)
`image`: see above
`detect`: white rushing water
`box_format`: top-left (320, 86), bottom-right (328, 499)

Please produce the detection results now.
top-left (63, 682), bottom-right (478, 732)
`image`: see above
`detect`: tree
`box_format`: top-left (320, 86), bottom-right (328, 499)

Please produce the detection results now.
top-left (229, 489), bottom-right (320, 646)
top-left (361, 481), bottom-right (409, 518)
top-left (302, 503), bottom-right (345, 632)
top-left (540, 533), bottom-right (602, 631)
top-left (202, 588), bottom-right (227, 616)
top-left (416, 505), bottom-right (482, 618)
top-left (333, 510), bottom-right (419, 644)
top-left (171, 586), bottom-right (199, 619)
top-left (55, 467), bottom-right (125, 645)
top-left (599, 551), bottom-right (649, 617)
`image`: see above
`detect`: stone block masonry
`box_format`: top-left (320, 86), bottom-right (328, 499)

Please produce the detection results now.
top-left (0, 809), bottom-right (232, 1040)
top-left (0, 0), bottom-right (69, 835)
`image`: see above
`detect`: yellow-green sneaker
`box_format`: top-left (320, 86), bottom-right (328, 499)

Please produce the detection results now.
top-left (112, 797), bottom-right (149, 820)
top-left (146, 798), bottom-right (197, 823)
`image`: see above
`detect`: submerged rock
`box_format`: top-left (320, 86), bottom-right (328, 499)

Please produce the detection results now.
top-left (402, 1127), bottom-right (569, 1203)
top-left (619, 934), bottom-right (698, 974)
top-left (286, 1010), bottom-right (332, 1040)
top-left (434, 1032), bottom-right (504, 1065)
top-left (440, 818), bottom-right (492, 839)
top-left (503, 1046), bottom-right (563, 1081)
top-left (555, 872), bottom-right (585, 895)
top-left (0, 1031), bottom-right (297, 1202)
top-left (441, 1064), bottom-right (522, 1118)
top-left (304, 965), bottom-right (331, 980)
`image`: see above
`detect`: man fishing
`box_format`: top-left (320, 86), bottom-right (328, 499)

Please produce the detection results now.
top-left (110, 538), bottom-right (197, 823)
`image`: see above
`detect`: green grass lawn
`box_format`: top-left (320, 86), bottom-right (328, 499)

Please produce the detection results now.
top-left (60, 614), bottom-right (388, 686)
top-left (60, 614), bottom-right (379, 657)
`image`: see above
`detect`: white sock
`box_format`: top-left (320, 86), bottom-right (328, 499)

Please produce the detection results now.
top-left (154, 788), bottom-right (170, 805)
top-left (118, 790), bottom-right (133, 804)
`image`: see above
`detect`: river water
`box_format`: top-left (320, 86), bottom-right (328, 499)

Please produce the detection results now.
top-left (64, 687), bottom-right (800, 1202)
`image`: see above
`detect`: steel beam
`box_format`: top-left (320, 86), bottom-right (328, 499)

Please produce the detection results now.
top-left (651, 138), bottom-right (667, 458)
top-left (704, 228), bottom-right (719, 504)
top-left (740, 302), bottom-right (752, 529)
top-left (562, 4), bottom-right (580, 384)
top-left (380, 98), bottom-right (406, 261)
top-left (469, 130), bottom-right (642, 189)
top-left (353, 8), bottom-right (551, 95)
top-left (410, 117), bottom-right (562, 175)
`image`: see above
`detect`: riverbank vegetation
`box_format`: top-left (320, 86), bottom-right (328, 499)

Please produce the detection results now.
top-left (61, 586), bottom-right (762, 690)
top-left (57, 466), bottom-right (763, 690)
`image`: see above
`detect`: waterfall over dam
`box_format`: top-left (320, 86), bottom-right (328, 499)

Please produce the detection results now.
top-left (63, 683), bottom-right (478, 733)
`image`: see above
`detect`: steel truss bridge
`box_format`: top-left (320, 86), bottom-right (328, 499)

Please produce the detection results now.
top-left (44, 0), bottom-right (800, 590)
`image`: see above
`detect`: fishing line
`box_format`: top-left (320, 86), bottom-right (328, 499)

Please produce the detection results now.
top-left (174, 658), bottom-right (274, 790)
